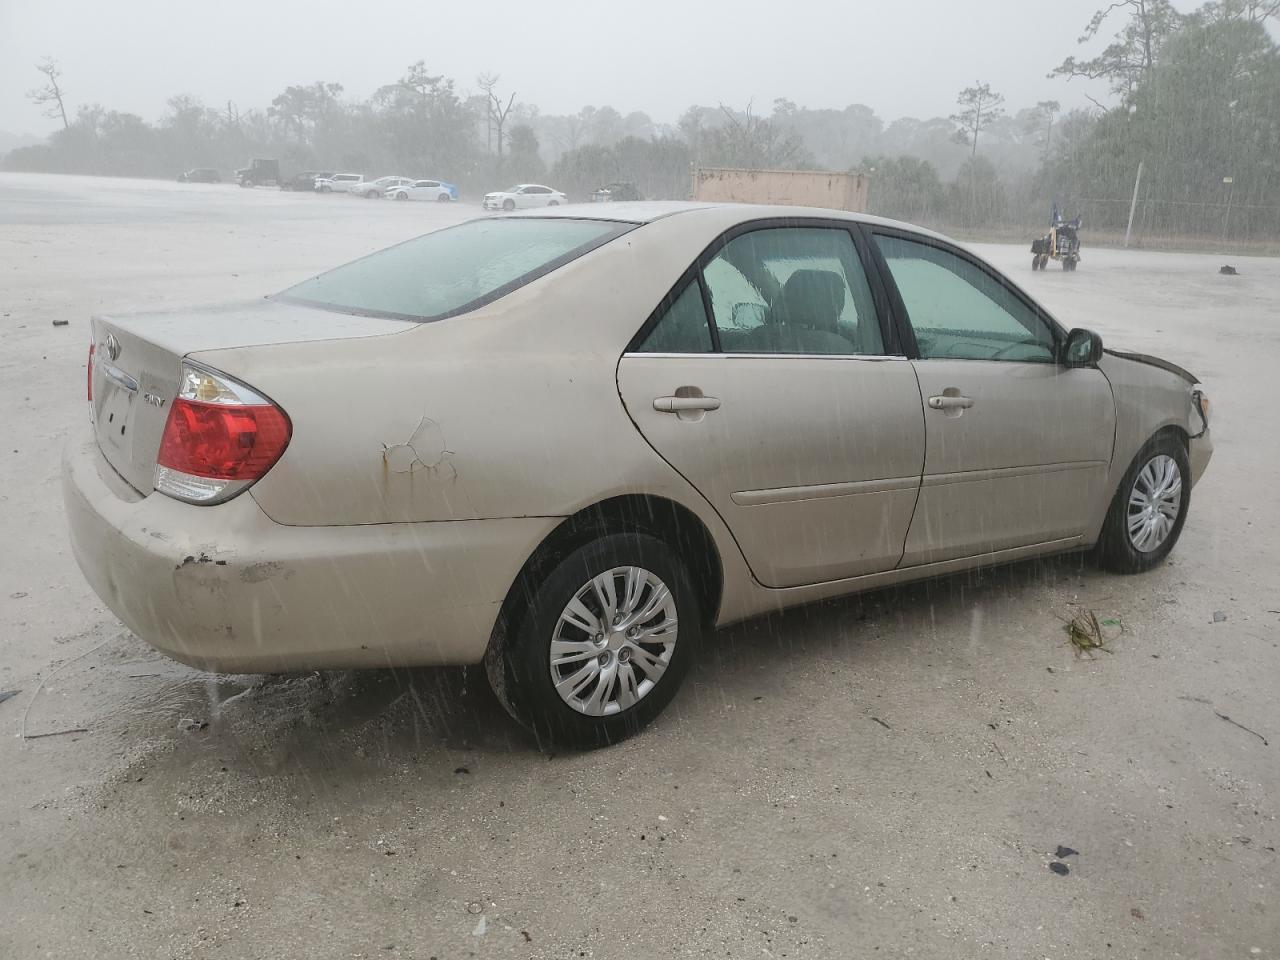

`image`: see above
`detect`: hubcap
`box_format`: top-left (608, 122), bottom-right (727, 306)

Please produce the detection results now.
top-left (1127, 454), bottom-right (1182, 553)
top-left (549, 566), bottom-right (678, 717)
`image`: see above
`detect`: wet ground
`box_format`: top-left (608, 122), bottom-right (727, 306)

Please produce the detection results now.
top-left (2, 172), bottom-right (1278, 959)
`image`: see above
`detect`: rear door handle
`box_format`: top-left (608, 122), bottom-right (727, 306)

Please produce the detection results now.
top-left (927, 395), bottom-right (974, 410)
top-left (653, 396), bottom-right (722, 414)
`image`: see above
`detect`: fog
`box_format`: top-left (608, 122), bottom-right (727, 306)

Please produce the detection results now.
top-left (0, 0), bottom-right (1122, 137)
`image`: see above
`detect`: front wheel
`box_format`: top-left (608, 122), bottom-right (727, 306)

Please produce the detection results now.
top-left (394, 191), bottom-right (408, 200)
top-left (502, 199), bottom-right (515, 211)
top-left (547, 200), bottom-right (560, 206)
top-left (1095, 434), bottom-right (1191, 573)
top-left (486, 532), bottom-right (701, 749)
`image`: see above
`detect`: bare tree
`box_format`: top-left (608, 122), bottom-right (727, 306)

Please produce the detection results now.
top-left (477, 73), bottom-right (517, 158)
top-left (950, 83), bottom-right (1005, 158)
top-left (1029, 100), bottom-right (1061, 164)
top-left (27, 57), bottom-right (70, 130)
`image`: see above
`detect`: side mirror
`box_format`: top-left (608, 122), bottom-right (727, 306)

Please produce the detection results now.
top-left (1063, 327), bottom-right (1103, 367)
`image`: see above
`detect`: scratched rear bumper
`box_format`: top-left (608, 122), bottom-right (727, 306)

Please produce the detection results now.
top-left (61, 429), bottom-right (557, 672)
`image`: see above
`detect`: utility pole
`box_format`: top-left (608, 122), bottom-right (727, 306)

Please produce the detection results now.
top-left (1124, 160), bottom-right (1144, 248)
top-left (1222, 176), bottom-right (1234, 242)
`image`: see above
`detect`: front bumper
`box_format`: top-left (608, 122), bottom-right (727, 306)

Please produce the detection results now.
top-left (1190, 427), bottom-right (1213, 487)
top-left (482, 198), bottom-right (506, 210)
top-left (62, 431), bottom-right (557, 673)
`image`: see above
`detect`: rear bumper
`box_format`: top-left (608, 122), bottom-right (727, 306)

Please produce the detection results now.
top-left (62, 430), bottom-right (557, 673)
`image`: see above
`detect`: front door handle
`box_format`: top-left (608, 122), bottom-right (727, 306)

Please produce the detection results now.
top-left (653, 395), bottom-right (722, 414)
top-left (927, 394), bottom-right (974, 410)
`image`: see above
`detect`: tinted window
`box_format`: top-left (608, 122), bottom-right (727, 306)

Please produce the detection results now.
top-left (875, 235), bottom-right (1055, 362)
top-left (703, 227), bottom-right (884, 356)
top-left (635, 281), bottom-right (713, 353)
top-left (279, 218), bottom-right (632, 321)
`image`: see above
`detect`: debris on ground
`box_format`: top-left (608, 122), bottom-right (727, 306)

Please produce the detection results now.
top-left (177, 717), bottom-right (208, 732)
top-left (1061, 609), bottom-right (1118, 657)
top-left (1131, 907), bottom-right (1146, 920)
top-left (1055, 845), bottom-right (1079, 859)
top-left (1219, 265), bottom-right (1239, 275)
top-left (1213, 610), bottom-right (1228, 623)
top-left (1048, 862), bottom-right (1070, 876)
top-left (51, 319), bottom-right (70, 327)
top-left (23, 726), bottom-right (89, 739)
top-left (0, 690), bottom-right (21, 706)
top-left (870, 717), bottom-right (891, 730)
top-left (1214, 711), bottom-right (1269, 746)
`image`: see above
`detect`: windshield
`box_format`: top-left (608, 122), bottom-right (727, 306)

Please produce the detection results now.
top-left (277, 217), bottom-right (633, 320)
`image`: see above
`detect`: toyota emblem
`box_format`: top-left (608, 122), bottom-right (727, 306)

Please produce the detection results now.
top-left (104, 333), bottom-right (121, 362)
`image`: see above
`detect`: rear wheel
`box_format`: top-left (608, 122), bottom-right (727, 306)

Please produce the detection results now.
top-left (1095, 433), bottom-right (1190, 573)
top-left (437, 193), bottom-right (451, 202)
top-left (486, 533), bottom-right (700, 749)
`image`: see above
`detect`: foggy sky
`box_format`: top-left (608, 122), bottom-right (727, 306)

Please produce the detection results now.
top-left (2, 0), bottom-right (1206, 137)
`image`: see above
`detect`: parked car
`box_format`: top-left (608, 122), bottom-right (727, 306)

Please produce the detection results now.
top-left (65, 203), bottom-right (1213, 748)
top-left (314, 174), bottom-right (364, 193)
top-left (483, 184), bottom-right (567, 210)
top-left (235, 158), bottom-right (281, 188)
top-left (177, 168), bottom-right (221, 184)
top-left (387, 179), bottom-right (459, 202)
top-left (282, 171), bottom-right (333, 192)
top-left (591, 181), bottom-right (643, 202)
top-left (355, 176), bottom-right (414, 199)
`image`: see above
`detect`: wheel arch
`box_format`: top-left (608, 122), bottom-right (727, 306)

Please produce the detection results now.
top-left (488, 494), bottom-right (725, 657)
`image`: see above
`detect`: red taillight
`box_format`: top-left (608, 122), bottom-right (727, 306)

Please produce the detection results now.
top-left (153, 363), bottom-right (291, 504)
top-left (87, 343), bottom-right (95, 402)
top-left (157, 398), bottom-right (291, 480)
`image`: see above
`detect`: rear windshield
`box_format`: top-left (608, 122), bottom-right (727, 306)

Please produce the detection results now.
top-left (276, 217), bottom-right (633, 321)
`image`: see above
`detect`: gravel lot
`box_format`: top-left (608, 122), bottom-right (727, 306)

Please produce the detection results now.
top-left (2, 172), bottom-right (1277, 960)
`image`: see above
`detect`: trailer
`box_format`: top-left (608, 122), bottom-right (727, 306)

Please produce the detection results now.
top-left (691, 167), bottom-right (869, 212)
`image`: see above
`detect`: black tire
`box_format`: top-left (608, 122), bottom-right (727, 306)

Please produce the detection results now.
top-left (437, 193), bottom-right (451, 202)
top-left (1094, 432), bottom-right (1191, 574)
top-left (394, 191), bottom-right (408, 200)
top-left (486, 532), bottom-right (701, 749)
top-left (502, 199), bottom-right (515, 211)
top-left (1033, 256), bottom-right (1040, 271)
top-left (548, 200), bottom-right (560, 206)
top-left (240, 179), bottom-right (254, 189)
top-left (318, 185), bottom-right (331, 193)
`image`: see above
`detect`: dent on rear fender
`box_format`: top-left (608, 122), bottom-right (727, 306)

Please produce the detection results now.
top-left (381, 413), bottom-right (456, 479)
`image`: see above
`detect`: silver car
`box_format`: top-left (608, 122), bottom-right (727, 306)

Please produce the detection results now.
top-left (63, 203), bottom-right (1213, 748)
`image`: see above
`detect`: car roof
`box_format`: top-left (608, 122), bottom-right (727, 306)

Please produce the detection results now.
top-left (505, 200), bottom-right (952, 238)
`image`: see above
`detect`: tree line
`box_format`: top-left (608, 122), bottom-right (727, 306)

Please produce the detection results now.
top-left (7, 0), bottom-right (1278, 241)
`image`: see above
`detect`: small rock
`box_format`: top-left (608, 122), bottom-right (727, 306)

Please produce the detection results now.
top-left (51, 319), bottom-right (70, 327)
top-left (1213, 611), bottom-right (1228, 623)
top-left (9, 592), bottom-right (27, 599)
top-left (1131, 907), bottom-right (1145, 920)
top-left (1048, 862), bottom-right (1070, 876)
top-left (1054, 845), bottom-right (1079, 859)
top-left (1219, 265), bottom-right (1238, 275)
top-left (466, 901), bottom-right (483, 915)
top-left (454, 767), bottom-right (470, 775)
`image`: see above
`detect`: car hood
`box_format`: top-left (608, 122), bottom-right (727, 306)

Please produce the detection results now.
top-left (1103, 348), bottom-right (1199, 385)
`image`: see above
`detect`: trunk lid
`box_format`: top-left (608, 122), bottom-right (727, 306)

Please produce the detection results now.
top-left (90, 298), bottom-right (410, 494)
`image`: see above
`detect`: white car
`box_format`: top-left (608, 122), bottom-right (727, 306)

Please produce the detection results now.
top-left (315, 173), bottom-right (364, 194)
top-left (483, 184), bottom-right (567, 211)
top-left (353, 176), bottom-right (413, 199)
top-left (387, 179), bottom-right (460, 202)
